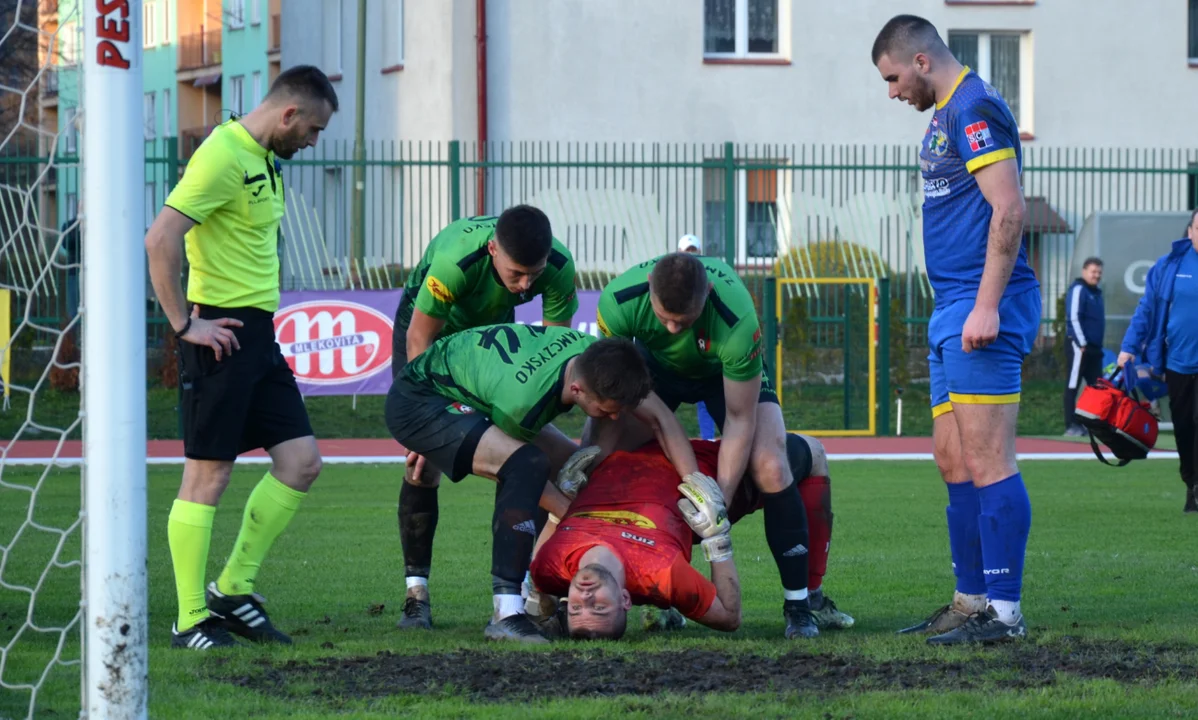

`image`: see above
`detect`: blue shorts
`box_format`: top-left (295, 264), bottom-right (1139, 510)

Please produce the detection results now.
top-left (928, 288), bottom-right (1042, 418)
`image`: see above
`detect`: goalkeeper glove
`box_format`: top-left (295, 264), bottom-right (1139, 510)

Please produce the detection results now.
top-left (677, 481), bottom-right (729, 539)
top-left (700, 533), bottom-right (733, 563)
top-left (556, 446), bottom-right (601, 499)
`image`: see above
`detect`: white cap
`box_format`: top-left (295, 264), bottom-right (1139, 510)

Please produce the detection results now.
top-left (677, 234), bottom-right (703, 253)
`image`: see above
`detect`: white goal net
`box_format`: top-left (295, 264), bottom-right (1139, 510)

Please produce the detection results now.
top-left (0, 2), bottom-right (147, 719)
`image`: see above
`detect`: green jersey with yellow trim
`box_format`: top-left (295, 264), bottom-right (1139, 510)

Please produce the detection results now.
top-left (394, 216), bottom-right (578, 336)
top-left (596, 256), bottom-right (762, 382)
top-left (402, 324), bottom-right (596, 442)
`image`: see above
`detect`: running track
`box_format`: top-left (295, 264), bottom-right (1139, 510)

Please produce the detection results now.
top-left (0, 437), bottom-right (1179, 465)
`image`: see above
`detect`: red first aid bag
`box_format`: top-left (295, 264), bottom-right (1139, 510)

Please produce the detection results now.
top-left (1074, 362), bottom-right (1159, 466)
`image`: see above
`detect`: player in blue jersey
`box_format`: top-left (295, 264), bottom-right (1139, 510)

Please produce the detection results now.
top-left (872, 15), bottom-right (1039, 645)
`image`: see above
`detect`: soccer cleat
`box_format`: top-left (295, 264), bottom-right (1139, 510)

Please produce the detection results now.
top-left (1184, 486), bottom-right (1197, 514)
top-left (897, 592), bottom-right (984, 635)
top-left (782, 600), bottom-right (819, 639)
top-left (641, 606), bottom-right (687, 632)
top-left (397, 586), bottom-right (433, 630)
top-left (171, 617), bottom-right (239, 650)
top-left (809, 591), bottom-right (855, 630)
top-left (483, 613), bottom-right (551, 644)
top-left (205, 582), bottom-right (292, 645)
top-left (926, 606), bottom-right (1028, 646)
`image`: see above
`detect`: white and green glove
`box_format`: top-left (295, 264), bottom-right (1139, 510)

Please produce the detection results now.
top-left (676, 474), bottom-right (730, 540)
top-left (556, 446), bottom-right (602, 500)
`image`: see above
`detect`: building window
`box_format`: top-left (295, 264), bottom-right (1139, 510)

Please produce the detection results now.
top-left (1190, 0), bottom-right (1198, 61)
top-left (252, 71), bottom-right (262, 108)
top-left (323, 0), bottom-right (343, 75)
top-left (63, 109), bottom-right (77, 154)
top-left (144, 92), bottom-right (157, 139)
top-left (145, 183), bottom-right (157, 231)
top-left (383, 0), bottom-right (404, 67)
top-left (702, 166), bottom-right (779, 263)
top-left (704, 0), bottom-right (782, 58)
top-left (230, 75), bottom-right (245, 117)
top-left (162, 0), bottom-right (172, 45)
top-left (59, 22), bottom-right (79, 65)
top-left (162, 88), bottom-right (171, 138)
top-left (143, 1), bottom-right (156, 47)
top-left (251, 0), bottom-right (262, 26)
top-left (228, 0), bottom-right (245, 29)
top-left (948, 31), bottom-right (1032, 132)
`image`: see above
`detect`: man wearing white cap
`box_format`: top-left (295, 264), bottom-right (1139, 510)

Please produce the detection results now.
top-left (677, 235), bottom-right (717, 442)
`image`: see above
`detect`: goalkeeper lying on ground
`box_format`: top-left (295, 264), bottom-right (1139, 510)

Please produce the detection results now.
top-left (528, 434), bottom-right (854, 639)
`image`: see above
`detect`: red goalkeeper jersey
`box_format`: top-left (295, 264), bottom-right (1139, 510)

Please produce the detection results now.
top-left (530, 439), bottom-right (721, 620)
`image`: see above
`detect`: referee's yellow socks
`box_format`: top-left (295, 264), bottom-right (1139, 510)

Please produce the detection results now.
top-left (168, 499), bottom-right (216, 632)
top-left (216, 472), bottom-right (307, 597)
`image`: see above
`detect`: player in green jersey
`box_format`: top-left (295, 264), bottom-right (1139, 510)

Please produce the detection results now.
top-left (389, 205), bottom-right (579, 630)
top-left (385, 324), bottom-right (703, 642)
top-left (592, 252), bottom-right (820, 639)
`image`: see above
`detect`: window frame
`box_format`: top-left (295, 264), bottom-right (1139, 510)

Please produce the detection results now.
top-left (228, 0), bottom-right (246, 30)
top-left (383, 0), bottom-right (404, 69)
top-left (702, 165), bottom-right (782, 266)
top-left (323, 0), bottom-right (343, 76)
top-left (143, 1), bottom-right (156, 48)
top-left (946, 29), bottom-right (1034, 136)
top-left (1189, 0), bottom-right (1198, 63)
top-left (143, 92), bottom-right (157, 140)
top-left (162, 88), bottom-right (171, 138)
top-left (702, 0), bottom-right (790, 62)
top-left (230, 75), bottom-right (245, 117)
top-left (251, 0), bottom-right (262, 26)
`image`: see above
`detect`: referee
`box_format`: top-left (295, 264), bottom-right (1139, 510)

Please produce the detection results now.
top-left (144, 66), bottom-right (338, 650)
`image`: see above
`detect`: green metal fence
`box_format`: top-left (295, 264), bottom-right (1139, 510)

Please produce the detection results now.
top-left (5, 138), bottom-right (1198, 352)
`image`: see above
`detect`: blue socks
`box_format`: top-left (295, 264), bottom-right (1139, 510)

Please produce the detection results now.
top-left (945, 482), bottom-right (986, 596)
top-left (976, 473), bottom-right (1032, 603)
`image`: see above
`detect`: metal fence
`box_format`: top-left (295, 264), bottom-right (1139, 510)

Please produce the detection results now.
top-left (4, 139), bottom-right (1198, 344)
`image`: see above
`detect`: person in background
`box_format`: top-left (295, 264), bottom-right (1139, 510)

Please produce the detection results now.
top-left (1119, 211), bottom-right (1198, 513)
top-left (678, 234), bottom-right (718, 442)
top-left (1063, 257), bottom-right (1105, 436)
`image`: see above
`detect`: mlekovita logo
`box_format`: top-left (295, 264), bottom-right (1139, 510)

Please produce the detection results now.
top-left (274, 300), bottom-right (393, 384)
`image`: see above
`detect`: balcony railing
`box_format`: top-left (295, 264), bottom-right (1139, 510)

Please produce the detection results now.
top-left (178, 29), bottom-right (222, 70)
top-left (179, 125), bottom-right (218, 160)
top-left (269, 14), bottom-right (280, 52)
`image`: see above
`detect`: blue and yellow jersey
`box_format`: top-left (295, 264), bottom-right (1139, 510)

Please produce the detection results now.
top-left (919, 67), bottom-right (1038, 307)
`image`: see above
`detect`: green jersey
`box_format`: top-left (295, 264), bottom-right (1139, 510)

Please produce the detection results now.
top-left (395, 216), bottom-right (578, 337)
top-left (596, 256), bottom-right (763, 382)
top-left (403, 324), bottom-right (596, 442)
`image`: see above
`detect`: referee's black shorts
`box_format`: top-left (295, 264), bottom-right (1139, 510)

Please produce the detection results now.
top-left (178, 305), bottom-right (314, 461)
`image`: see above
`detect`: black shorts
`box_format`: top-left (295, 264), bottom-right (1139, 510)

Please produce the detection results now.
top-left (179, 305), bottom-right (313, 461)
top-left (725, 432), bottom-right (813, 524)
top-left (635, 341), bottom-right (779, 434)
top-left (384, 377), bottom-right (492, 482)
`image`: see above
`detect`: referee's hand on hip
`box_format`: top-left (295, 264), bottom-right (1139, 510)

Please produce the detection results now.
top-left (178, 305), bottom-right (243, 361)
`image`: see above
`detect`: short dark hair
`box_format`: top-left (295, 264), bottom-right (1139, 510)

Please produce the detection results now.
top-left (573, 338), bottom-right (652, 409)
top-left (1082, 257), bottom-right (1103, 269)
top-left (494, 205), bottom-right (553, 266)
top-left (649, 252), bottom-right (708, 315)
top-left (266, 65), bottom-right (339, 112)
top-left (871, 14), bottom-right (947, 65)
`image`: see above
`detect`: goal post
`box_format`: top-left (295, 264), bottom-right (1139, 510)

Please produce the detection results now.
top-left (774, 277), bottom-right (878, 437)
top-left (82, 2), bottom-right (148, 719)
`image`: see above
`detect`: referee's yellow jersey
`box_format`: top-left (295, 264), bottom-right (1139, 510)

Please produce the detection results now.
top-left (165, 119), bottom-right (285, 313)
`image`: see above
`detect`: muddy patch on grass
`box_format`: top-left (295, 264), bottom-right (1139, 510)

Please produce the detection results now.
top-left (215, 638), bottom-right (1198, 703)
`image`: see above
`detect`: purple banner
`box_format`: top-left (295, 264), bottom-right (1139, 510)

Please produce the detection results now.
top-left (274, 289), bottom-right (601, 396)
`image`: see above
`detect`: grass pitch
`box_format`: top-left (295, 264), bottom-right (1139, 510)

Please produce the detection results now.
top-left (2, 458), bottom-right (1197, 719)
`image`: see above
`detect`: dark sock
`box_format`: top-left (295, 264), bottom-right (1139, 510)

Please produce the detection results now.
top-left (399, 482), bottom-right (439, 579)
top-left (977, 473), bottom-right (1032, 603)
top-left (762, 481), bottom-right (810, 594)
top-left (490, 445), bottom-right (549, 596)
